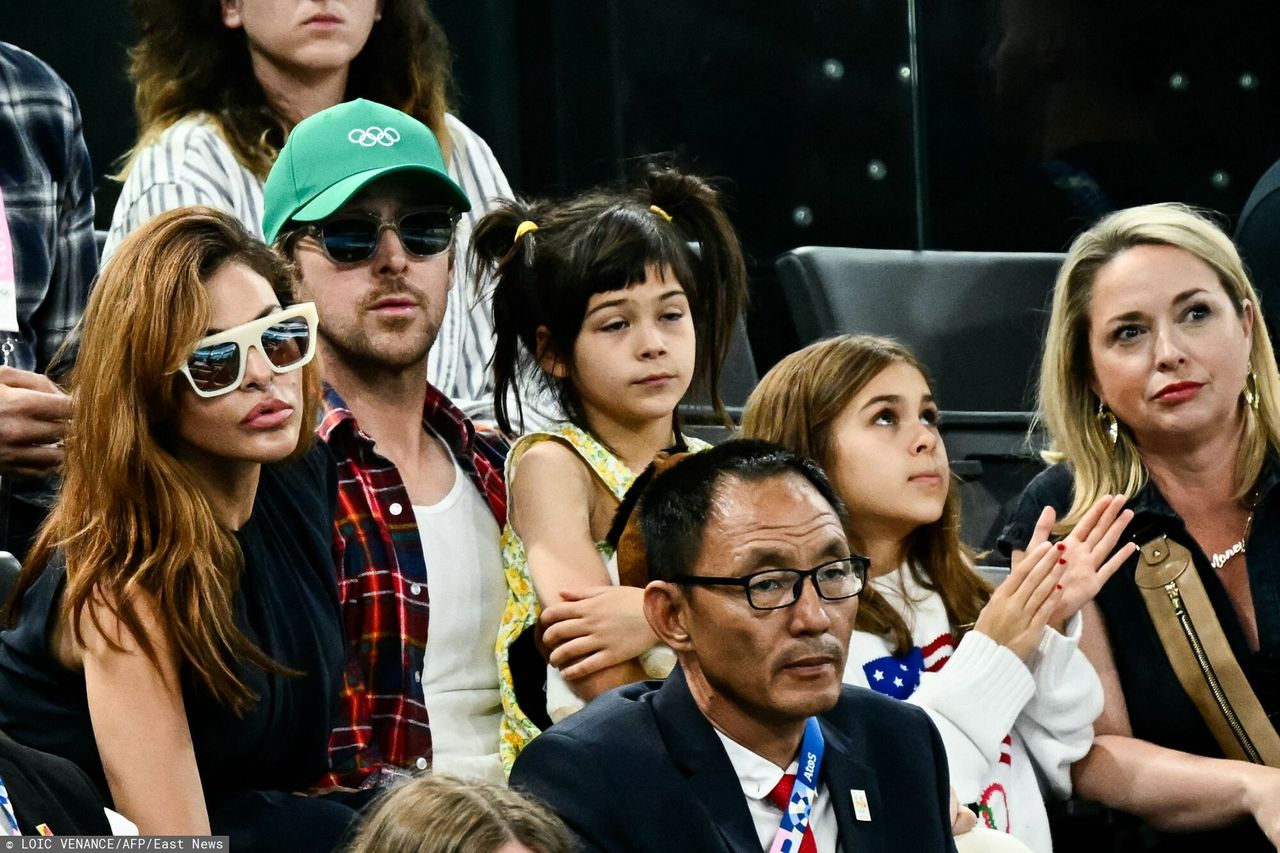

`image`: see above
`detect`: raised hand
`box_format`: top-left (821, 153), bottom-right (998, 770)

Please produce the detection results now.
top-left (973, 534), bottom-right (1066, 660)
top-left (1048, 496), bottom-right (1136, 627)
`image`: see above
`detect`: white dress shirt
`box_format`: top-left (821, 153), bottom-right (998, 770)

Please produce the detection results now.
top-left (713, 728), bottom-right (840, 853)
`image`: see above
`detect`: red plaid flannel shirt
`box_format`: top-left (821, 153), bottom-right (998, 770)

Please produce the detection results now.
top-left (315, 383), bottom-right (507, 788)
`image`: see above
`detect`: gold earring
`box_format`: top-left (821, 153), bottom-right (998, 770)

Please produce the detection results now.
top-left (1097, 401), bottom-right (1119, 446)
top-left (1244, 369), bottom-right (1260, 411)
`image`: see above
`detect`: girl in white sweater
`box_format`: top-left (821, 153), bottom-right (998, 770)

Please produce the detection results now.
top-left (740, 335), bottom-right (1136, 853)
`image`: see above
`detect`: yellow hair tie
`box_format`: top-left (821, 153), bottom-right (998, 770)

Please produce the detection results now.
top-left (514, 220), bottom-right (539, 243)
top-left (649, 205), bottom-right (673, 223)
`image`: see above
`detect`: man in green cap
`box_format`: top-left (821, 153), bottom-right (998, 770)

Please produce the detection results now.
top-left (264, 99), bottom-right (511, 788)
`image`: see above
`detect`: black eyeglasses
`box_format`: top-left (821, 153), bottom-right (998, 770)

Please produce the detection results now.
top-left (301, 207), bottom-right (460, 264)
top-left (675, 556), bottom-right (869, 611)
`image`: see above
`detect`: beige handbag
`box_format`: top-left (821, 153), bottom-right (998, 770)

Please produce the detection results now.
top-left (1134, 535), bottom-right (1280, 766)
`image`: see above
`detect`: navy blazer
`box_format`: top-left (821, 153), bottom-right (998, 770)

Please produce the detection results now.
top-left (511, 667), bottom-right (958, 853)
top-left (0, 733), bottom-right (111, 836)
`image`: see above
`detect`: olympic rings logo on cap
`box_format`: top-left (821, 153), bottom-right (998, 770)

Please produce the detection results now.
top-left (347, 126), bottom-right (402, 147)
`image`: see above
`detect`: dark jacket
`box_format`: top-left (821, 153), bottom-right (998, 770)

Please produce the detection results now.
top-left (510, 667), bottom-right (958, 853)
top-left (0, 733), bottom-right (111, 836)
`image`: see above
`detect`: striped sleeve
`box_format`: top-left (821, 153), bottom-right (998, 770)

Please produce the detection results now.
top-left (444, 114), bottom-right (560, 430)
top-left (101, 116), bottom-right (265, 264)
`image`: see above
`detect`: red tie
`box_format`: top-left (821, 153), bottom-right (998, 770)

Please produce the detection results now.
top-left (766, 773), bottom-right (818, 853)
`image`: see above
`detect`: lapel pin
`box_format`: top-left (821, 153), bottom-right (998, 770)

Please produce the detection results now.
top-left (851, 789), bottom-right (871, 822)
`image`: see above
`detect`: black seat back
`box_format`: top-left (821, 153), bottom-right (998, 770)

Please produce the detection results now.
top-left (776, 247), bottom-right (1065, 412)
top-left (0, 551), bottom-right (20, 607)
top-left (680, 316), bottom-right (758, 436)
top-left (682, 317), bottom-right (758, 412)
top-left (776, 248), bottom-right (1063, 550)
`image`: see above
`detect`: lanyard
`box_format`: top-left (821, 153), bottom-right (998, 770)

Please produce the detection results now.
top-left (768, 716), bottom-right (825, 853)
top-left (0, 185), bottom-right (19, 369)
top-left (0, 185), bottom-right (18, 335)
top-left (0, 771), bottom-right (20, 836)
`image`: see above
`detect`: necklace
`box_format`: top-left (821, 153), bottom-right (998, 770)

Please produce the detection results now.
top-left (1209, 511), bottom-right (1254, 570)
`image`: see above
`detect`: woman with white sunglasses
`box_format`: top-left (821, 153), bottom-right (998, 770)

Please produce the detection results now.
top-left (0, 207), bottom-right (363, 850)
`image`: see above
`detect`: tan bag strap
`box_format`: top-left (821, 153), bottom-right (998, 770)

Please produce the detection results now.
top-left (1134, 535), bottom-right (1280, 766)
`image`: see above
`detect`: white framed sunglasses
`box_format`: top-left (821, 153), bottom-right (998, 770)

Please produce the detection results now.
top-left (178, 303), bottom-right (318, 398)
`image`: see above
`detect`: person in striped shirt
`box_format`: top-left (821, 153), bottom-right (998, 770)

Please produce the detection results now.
top-left (102, 0), bottom-right (540, 424)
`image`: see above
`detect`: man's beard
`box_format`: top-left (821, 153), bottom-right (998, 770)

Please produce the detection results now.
top-left (319, 288), bottom-right (441, 376)
top-left (320, 323), bottom-right (437, 375)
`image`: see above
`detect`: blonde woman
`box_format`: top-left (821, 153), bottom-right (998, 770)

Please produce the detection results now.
top-left (0, 208), bottom-right (359, 850)
top-left (999, 203), bottom-right (1280, 849)
top-left (346, 775), bottom-right (572, 853)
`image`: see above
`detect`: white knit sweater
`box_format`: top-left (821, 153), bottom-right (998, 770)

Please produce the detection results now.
top-left (844, 565), bottom-right (1102, 853)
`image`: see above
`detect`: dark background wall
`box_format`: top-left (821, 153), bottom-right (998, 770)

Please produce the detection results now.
top-left (0, 0), bottom-right (138, 227)
top-left (5, 1), bottom-right (1279, 367)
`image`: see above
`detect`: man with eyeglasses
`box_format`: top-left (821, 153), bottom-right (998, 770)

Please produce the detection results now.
top-left (511, 440), bottom-right (962, 852)
top-left (262, 99), bottom-right (512, 788)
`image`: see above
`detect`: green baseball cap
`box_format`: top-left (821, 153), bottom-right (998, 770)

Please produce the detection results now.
top-left (262, 98), bottom-right (471, 244)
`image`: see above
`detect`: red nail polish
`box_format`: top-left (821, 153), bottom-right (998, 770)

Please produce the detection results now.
top-left (1058, 558), bottom-right (1067, 565)
top-left (1056, 543), bottom-right (1066, 551)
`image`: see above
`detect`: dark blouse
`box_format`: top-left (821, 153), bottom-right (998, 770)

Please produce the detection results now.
top-left (999, 462), bottom-right (1280, 850)
top-left (0, 443), bottom-right (345, 808)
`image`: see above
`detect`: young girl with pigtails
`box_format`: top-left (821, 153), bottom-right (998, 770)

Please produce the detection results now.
top-left (471, 166), bottom-right (750, 773)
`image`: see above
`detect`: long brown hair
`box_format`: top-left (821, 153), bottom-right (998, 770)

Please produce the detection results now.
top-left (121, 0), bottom-right (454, 180)
top-left (10, 206), bottom-right (320, 715)
top-left (740, 335), bottom-right (989, 655)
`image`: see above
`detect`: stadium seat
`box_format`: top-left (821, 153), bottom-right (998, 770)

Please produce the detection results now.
top-left (0, 551), bottom-right (20, 605)
top-left (776, 247), bottom-right (1064, 412)
top-left (775, 248), bottom-right (1063, 551)
top-left (680, 316), bottom-right (758, 439)
top-left (943, 411), bottom-right (1047, 553)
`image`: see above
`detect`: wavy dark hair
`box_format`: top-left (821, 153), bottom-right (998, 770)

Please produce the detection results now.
top-left (471, 165), bottom-right (750, 436)
top-left (121, 0), bottom-right (454, 179)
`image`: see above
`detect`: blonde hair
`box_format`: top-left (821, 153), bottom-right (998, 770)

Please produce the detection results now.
top-left (346, 775), bottom-right (574, 853)
top-left (10, 206), bottom-right (320, 715)
top-left (1039, 202), bottom-right (1280, 528)
top-left (740, 335), bottom-right (989, 655)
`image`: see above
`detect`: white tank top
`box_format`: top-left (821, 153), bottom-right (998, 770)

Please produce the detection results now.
top-left (415, 438), bottom-right (506, 785)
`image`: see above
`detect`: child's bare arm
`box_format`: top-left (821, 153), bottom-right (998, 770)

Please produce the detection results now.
top-left (512, 441), bottom-right (653, 699)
